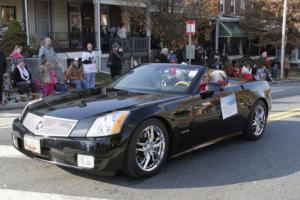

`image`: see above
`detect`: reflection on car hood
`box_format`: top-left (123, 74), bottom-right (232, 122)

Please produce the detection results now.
top-left (28, 88), bottom-right (180, 120)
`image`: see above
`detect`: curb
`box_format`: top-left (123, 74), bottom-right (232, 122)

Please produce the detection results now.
top-left (0, 102), bottom-right (28, 111)
top-left (269, 79), bottom-right (300, 85)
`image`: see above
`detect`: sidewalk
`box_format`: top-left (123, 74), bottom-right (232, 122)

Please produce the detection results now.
top-left (0, 100), bottom-right (28, 111)
top-left (0, 79), bottom-right (106, 111)
top-left (0, 92), bottom-right (54, 111)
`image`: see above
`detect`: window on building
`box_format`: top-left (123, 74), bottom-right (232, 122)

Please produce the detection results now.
top-left (220, 0), bottom-right (225, 13)
top-left (1, 6), bottom-right (16, 26)
top-left (69, 4), bottom-right (81, 32)
top-left (231, 0), bottom-right (236, 14)
top-left (241, 0), bottom-right (245, 14)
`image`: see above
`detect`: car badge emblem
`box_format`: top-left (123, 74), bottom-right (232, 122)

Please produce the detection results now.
top-left (36, 121), bottom-right (43, 130)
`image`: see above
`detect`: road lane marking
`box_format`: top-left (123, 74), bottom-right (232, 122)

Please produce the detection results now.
top-left (269, 111), bottom-right (300, 122)
top-left (0, 145), bottom-right (28, 159)
top-left (0, 189), bottom-right (108, 200)
top-left (271, 89), bottom-right (284, 93)
top-left (269, 107), bottom-right (300, 119)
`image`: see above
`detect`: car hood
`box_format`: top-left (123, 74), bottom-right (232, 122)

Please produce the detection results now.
top-left (28, 88), bottom-right (181, 120)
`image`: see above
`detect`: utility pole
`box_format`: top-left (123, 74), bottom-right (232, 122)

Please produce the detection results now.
top-left (24, 0), bottom-right (30, 46)
top-left (188, 34), bottom-right (192, 65)
top-left (215, 15), bottom-right (220, 54)
top-left (280, 0), bottom-right (288, 79)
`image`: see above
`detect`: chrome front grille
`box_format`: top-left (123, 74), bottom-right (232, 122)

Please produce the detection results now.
top-left (23, 112), bottom-right (78, 137)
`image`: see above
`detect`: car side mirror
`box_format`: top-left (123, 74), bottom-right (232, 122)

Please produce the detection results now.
top-left (200, 82), bottom-right (222, 99)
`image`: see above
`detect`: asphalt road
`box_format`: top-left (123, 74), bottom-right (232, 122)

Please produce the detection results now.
top-left (1, 82), bottom-right (300, 200)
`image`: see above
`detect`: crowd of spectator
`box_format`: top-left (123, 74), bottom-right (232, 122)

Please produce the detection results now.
top-left (0, 36), bottom-right (125, 104)
top-left (157, 45), bottom-right (292, 82)
top-left (0, 35), bottom-right (294, 105)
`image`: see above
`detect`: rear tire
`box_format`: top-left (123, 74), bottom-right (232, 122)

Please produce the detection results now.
top-left (122, 118), bottom-right (169, 178)
top-left (243, 100), bottom-right (267, 140)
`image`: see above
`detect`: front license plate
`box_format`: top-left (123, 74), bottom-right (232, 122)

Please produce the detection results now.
top-left (24, 135), bottom-right (41, 154)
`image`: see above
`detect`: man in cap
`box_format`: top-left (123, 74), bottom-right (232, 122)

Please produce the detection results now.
top-left (66, 57), bottom-right (87, 90)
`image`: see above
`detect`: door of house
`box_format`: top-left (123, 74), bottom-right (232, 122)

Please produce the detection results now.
top-left (81, 2), bottom-right (95, 47)
top-left (36, 0), bottom-right (52, 40)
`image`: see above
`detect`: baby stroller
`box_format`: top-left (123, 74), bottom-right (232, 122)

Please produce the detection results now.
top-left (2, 58), bottom-right (21, 103)
top-left (2, 73), bottom-right (18, 103)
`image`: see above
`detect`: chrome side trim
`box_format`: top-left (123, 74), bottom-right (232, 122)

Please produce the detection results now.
top-left (172, 132), bottom-right (242, 158)
top-left (43, 115), bottom-right (78, 123)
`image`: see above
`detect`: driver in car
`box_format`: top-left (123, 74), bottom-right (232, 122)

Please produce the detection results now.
top-left (199, 72), bottom-right (209, 92)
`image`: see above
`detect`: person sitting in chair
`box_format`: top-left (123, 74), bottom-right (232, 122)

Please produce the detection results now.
top-left (66, 58), bottom-right (88, 90)
top-left (13, 59), bottom-right (38, 100)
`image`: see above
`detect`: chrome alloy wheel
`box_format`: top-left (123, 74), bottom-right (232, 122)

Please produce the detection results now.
top-left (135, 125), bottom-right (166, 172)
top-left (252, 104), bottom-right (266, 136)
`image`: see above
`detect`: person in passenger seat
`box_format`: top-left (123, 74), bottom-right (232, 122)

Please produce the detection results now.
top-left (209, 70), bottom-right (228, 86)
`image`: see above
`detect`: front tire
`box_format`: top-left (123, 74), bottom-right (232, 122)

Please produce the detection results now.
top-left (123, 119), bottom-right (169, 178)
top-left (244, 100), bottom-right (267, 140)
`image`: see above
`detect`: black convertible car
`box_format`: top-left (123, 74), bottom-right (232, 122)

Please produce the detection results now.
top-left (12, 64), bottom-right (271, 178)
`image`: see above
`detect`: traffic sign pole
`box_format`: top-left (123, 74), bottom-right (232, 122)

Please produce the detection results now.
top-left (186, 20), bottom-right (196, 65)
top-left (188, 35), bottom-right (192, 65)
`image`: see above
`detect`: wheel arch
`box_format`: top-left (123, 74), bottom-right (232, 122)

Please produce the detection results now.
top-left (256, 97), bottom-right (269, 117)
top-left (152, 116), bottom-right (174, 155)
top-left (139, 115), bottom-right (175, 157)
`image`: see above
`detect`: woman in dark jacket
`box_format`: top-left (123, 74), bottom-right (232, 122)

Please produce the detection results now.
top-left (13, 59), bottom-right (38, 95)
top-left (108, 43), bottom-right (123, 79)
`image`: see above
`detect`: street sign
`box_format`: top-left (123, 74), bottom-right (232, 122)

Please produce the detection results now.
top-left (186, 20), bottom-right (196, 36)
top-left (186, 45), bottom-right (195, 60)
top-left (186, 20), bottom-right (196, 64)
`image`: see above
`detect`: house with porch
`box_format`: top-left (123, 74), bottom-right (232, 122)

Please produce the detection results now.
top-left (0, 0), bottom-right (151, 73)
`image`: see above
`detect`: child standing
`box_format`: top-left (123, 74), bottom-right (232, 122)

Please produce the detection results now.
top-left (9, 45), bottom-right (23, 72)
top-left (168, 49), bottom-right (177, 64)
top-left (40, 59), bottom-right (56, 96)
top-left (10, 45), bottom-right (23, 59)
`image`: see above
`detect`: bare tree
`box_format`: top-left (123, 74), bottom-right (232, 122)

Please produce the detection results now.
top-left (241, 0), bottom-right (300, 52)
top-left (127, 0), bottom-right (219, 48)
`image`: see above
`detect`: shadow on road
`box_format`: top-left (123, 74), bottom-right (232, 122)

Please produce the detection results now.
top-left (62, 119), bottom-right (300, 189)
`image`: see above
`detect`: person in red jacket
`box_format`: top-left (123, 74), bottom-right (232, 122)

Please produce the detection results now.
top-left (262, 51), bottom-right (272, 70)
top-left (226, 60), bottom-right (240, 77)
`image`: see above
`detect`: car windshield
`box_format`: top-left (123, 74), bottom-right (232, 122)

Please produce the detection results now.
top-left (109, 64), bottom-right (201, 94)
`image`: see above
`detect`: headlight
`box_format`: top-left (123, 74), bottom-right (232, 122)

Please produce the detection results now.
top-left (86, 111), bottom-right (130, 137)
top-left (19, 98), bottom-right (43, 120)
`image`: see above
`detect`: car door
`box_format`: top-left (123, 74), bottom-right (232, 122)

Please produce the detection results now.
top-left (166, 95), bottom-right (195, 153)
top-left (191, 85), bottom-right (242, 145)
top-left (191, 89), bottom-right (224, 144)
top-left (221, 85), bottom-right (246, 134)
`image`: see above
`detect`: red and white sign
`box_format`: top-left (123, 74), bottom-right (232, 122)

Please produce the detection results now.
top-left (186, 20), bottom-right (196, 36)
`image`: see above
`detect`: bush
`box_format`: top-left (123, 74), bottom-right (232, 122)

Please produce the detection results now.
top-left (0, 21), bottom-right (28, 56)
